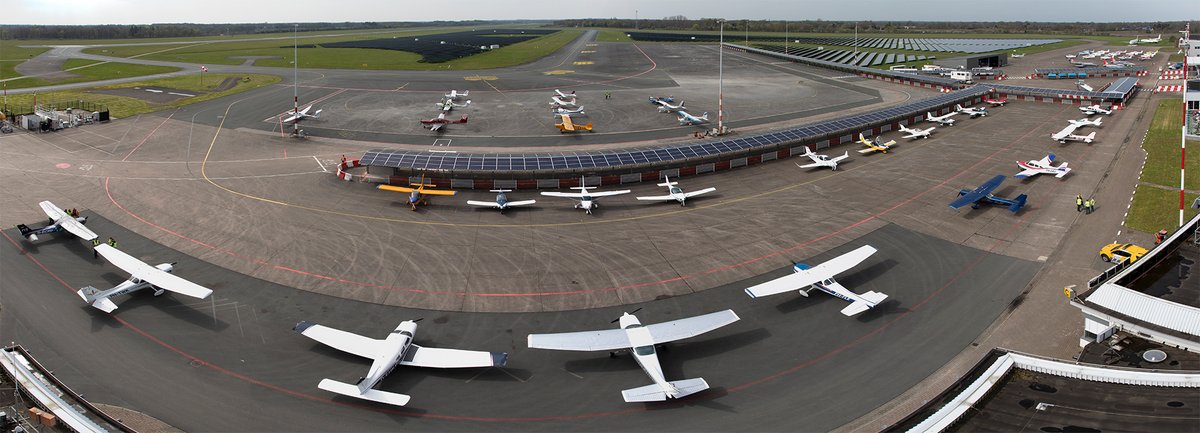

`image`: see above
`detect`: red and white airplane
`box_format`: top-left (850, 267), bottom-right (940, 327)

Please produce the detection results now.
top-left (984, 97), bottom-right (1008, 107)
top-left (1015, 154), bottom-right (1071, 179)
top-left (420, 113), bottom-right (468, 132)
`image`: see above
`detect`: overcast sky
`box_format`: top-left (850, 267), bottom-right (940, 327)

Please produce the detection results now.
top-left (8, 0), bottom-right (1195, 25)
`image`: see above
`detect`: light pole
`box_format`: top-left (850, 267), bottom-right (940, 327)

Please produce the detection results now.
top-left (784, 21), bottom-right (788, 55)
top-left (719, 19), bottom-right (725, 135)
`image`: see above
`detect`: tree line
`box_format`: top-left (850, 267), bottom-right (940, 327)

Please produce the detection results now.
top-left (0, 21), bottom-right (544, 40)
top-left (555, 18), bottom-right (1192, 36)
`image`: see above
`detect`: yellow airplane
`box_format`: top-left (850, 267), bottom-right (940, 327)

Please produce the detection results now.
top-left (856, 133), bottom-right (898, 154)
top-left (377, 175), bottom-right (457, 211)
top-left (555, 114), bottom-right (593, 133)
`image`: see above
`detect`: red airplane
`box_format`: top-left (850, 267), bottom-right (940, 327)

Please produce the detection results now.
top-left (984, 97), bottom-right (1008, 107)
top-left (419, 113), bottom-right (468, 131)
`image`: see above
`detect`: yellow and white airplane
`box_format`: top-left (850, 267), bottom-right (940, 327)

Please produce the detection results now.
top-left (377, 175), bottom-right (458, 211)
top-left (856, 133), bottom-right (898, 154)
top-left (555, 114), bottom-right (593, 133)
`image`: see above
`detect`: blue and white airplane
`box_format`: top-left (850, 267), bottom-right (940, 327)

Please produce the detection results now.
top-left (677, 110), bottom-right (709, 125)
top-left (949, 175), bottom-right (1028, 213)
top-left (466, 189), bottom-right (536, 213)
top-left (17, 201), bottom-right (98, 242)
top-left (744, 245), bottom-right (888, 317)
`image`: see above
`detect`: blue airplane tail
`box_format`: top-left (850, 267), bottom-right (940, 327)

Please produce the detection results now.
top-left (16, 224), bottom-right (33, 238)
top-left (1009, 194), bottom-right (1028, 213)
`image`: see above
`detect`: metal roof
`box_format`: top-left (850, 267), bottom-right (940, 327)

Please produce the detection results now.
top-left (1104, 77), bottom-right (1140, 96)
top-left (1035, 66), bottom-right (1146, 74)
top-left (1086, 283), bottom-right (1200, 338)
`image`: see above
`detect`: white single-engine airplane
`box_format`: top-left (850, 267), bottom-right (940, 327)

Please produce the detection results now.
top-left (744, 245), bottom-right (888, 317)
top-left (77, 244), bottom-right (214, 313)
top-left (18, 201), bottom-right (98, 242)
top-left (1014, 154), bottom-right (1072, 179)
top-left (1079, 105), bottom-right (1113, 115)
top-left (437, 98), bottom-right (471, 112)
top-left (295, 319), bottom-right (508, 406)
top-left (926, 111), bottom-right (957, 126)
top-left (282, 104), bottom-right (322, 124)
top-left (466, 189), bottom-right (536, 213)
top-left (540, 177), bottom-right (631, 215)
top-left (527, 309), bottom-right (740, 403)
top-left (1051, 125), bottom-right (1097, 143)
top-left (550, 96), bottom-right (580, 108)
top-left (554, 89), bottom-right (577, 100)
top-left (652, 99), bottom-right (686, 113)
top-left (955, 104), bottom-right (988, 118)
top-left (898, 124), bottom-right (936, 139)
top-left (796, 147), bottom-right (849, 170)
top-left (552, 106), bottom-right (585, 116)
top-left (676, 110), bottom-right (709, 125)
top-left (1068, 118), bottom-right (1103, 128)
top-left (635, 176), bottom-right (716, 206)
top-left (444, 90), bottom-right (470, 100)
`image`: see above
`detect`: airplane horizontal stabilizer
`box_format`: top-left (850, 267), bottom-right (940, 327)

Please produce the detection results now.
top-left (77, 286), bottom-right (119, 313)
top-left (839, 291), bottom-right (888, 316)
top-left (318, 379), bottom-right (411, 406)
top-left (1008, 194), bottom-right (1028, 213)
top-left (621, 378), bottom-right (709, 402)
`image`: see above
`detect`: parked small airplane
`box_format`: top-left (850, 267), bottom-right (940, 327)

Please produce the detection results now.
top-left (1080, 105), bottom-right (1113, 115)
top-left (282, 104), bottom-right (322, 124)
top-left (677, 110), bottom-right (709, 125)
top-left (648, 96), bottom-right (676, 104)
top-left (555, 114), bottom-right (593, 133)
top-left (949, 175), bottom-right (1027, 213)
top-left (744, 245), bottom-right (888, 316)
top-left (466, 189), bottom-right (536, 213)
top-left (926, 111), bottom-right (956, 126)
top-left (1011, 53), bottom-right (1025, 58)
top-left (420, 113), bottom-right (469, 132)
top-left (1014, 154), bottom-right (1071, 179)
top-left (296, 319), bottom-right (507, 406)
top-left (898, 124), bottom-right (935, 139)
top-left (550, 96), bottom-right (580, 108)
top-left (856, 133), bottom-right (897, 154)
top-left (527, 309), bottom-right (740, 403)
top-left (377, 175), bottom-right (458, 211)
top-left (1051, 125), bottom-right (1097, 144)
top-left (552, 106), bottom-right (585, 116)
top-left (1063, 54), bottom-right (1077, 59)
top-left (540, 177), bottom-right (630, 215)
top-left (651, 98), bottom-right (685, 112)
top-left (444, 90), bottom-right (470, 100)
top-left (554, 89), bottom-right (577, 100)
top-left (796, 147), bottom-right (849, 170)
top-left (955, 104), bottom-right (988, 118)
top-left (1071, 61), bottom-right (1097, 68)
top-left (1075, 80), bottom-right (1094, 92)
top-left (436, 98), bottom-right (471, 112)
top-left (984, 97), bottom-right (1008, 107)
top-left (18, 201), bottom-right (97, 242)
top-left (77, 244), bottom-right (214, 313)
top-left (635, 176), bottom-right (716, 206)
top-left (1068, 118), bottom-right (1103, 128)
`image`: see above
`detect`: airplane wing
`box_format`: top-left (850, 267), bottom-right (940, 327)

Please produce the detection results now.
top-left (745, 245), bottom-right (876, 298)
top-left (587, 190), bottom-right (631, 198)
top-left (39, 201), bottom-right (98, 240)
top-left (428, 123), bottom-right (444, 132)
top-left (503, 199), bottom-right (536, 207)
top-left (94, 244), bottom-right (213, 300)
top-left (635, 195), bottom-right (676, 202)
top-left (643, 309), bottom-right (740, 345)
top-left (797, 162), bottom-right (823, 169)
top-left (294, 321), bottom-right (380, 359)
top-left (466, 200), bottom-right (502, 208)
top-left (684, 187), bottom-right (717, 198)
top-left (281, 113), bottom-right (301, 123)
top-left (399, 345), bottom-right (507, 368)
top-left (540, 191), bottom-right (587, 198)
top-left (527, 328), bottom-right (632, 352)
top-left (377, 184), bottom-right (416, 193)
top-left (858, 147), bottom-right (881, 154)
top-left (421, 188), bottom-right (458, 196)
top-left (1013, 168), bottom-right (1042, 179)
top-left (949, 175), bottom-right (1005, 209)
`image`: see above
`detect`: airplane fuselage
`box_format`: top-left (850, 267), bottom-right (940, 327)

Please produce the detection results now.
top-left (95, 263), bottom-right (175, 299)
top-left (576, 196), bottom-right (598, 214)
top-left (619, 315), bottom-right (674, 397)
top-left (359, 321), bottom-right (417, 394)
top-left (21, 216), bottom-right (88, 240)
top-left (792, 264), bottom-right (861, 303)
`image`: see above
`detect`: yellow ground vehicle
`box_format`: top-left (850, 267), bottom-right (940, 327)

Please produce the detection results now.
top-left (1099, 243), bottom-right (1149, 263)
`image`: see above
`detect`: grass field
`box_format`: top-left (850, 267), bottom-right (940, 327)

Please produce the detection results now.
top-left (1125, 185), bottom-right (1198, 233)
top-left (77, 25), bottom-right (579, 70)
top-left (0, 41), bottom-right (52, 88)
top-left (1, 73), bottom-right (280, 118)
top-left (1141, 100), bottom-right (1200, 191)
top-left (0, 59), bottom-right (181, 90)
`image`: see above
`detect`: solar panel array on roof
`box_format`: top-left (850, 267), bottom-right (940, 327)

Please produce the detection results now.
top-left (987, 83), bottom-right (1124, 101)
top-left (627, 32), bottom-right (1059, 53)
top-left (361, 88), bottom-right (988, 173)
top-left (732, 44), bottom-right (962, 87)
top-left (1035, 66), bottom-right (1145, 75)
top-left (1103, 77), bottom-right (1140, 96)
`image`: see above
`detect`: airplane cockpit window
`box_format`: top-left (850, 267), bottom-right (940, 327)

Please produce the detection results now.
top-left (670, 187), bottom-right (682, 194)
top-left (634, 345), bottom-right (656, 356)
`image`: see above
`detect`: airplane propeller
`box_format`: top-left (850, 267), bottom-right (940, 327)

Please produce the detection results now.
top-left (611, 307), bottom-right (643, 323)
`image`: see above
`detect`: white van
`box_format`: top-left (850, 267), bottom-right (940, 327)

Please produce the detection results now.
top-left (949, 70), bottom-right (974, 83)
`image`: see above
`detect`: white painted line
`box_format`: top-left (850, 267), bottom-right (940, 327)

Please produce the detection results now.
top-left (145, 89), bottom-right (163, 93)
top-left (429, 150), bottom-right (458, 153)
top-left (313, 156), bottom-right (328, 172)
top-left (167, 92), bottom-right (195, 97)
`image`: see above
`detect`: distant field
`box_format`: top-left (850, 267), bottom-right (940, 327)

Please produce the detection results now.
top-left (1, 73), bottom-right (280, 118)
top-left (0, 41), bottom-right (52, 87)
top-left (0, 59), bottom-right (181, 90)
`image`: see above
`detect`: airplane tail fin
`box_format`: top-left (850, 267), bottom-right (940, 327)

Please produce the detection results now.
top-left (1084, 132), bottom-right (1096, 143)
top-left (77, 286), bottom-right (119, 313)
top-left (840, 291), bottom-right (888, 316)
top-left (1093, 118), bottom-right (1102, 126)
top-left (621, 378), bottom-right (709, 403)
top-left (312, 109), bottom-right (322, 119)
top-left (1009, 194), bottom-right (1028, 213)
top-left (318, 379), bottom-right (412, 406)
top-left (16, 224), bottom-right (36, 241)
